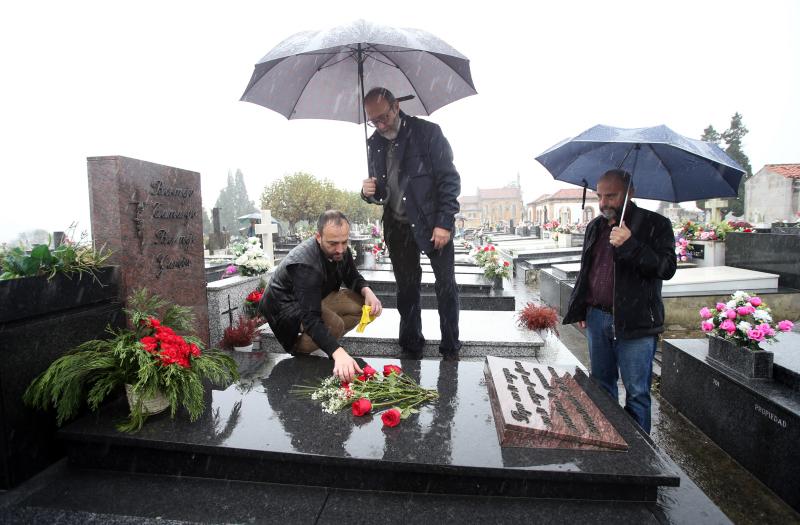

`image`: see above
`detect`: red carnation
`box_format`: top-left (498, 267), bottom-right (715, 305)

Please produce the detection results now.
top-left (503, 261), bottom-right (510, 267)
top-left (362, 365), bottom-right (377, 378)
top-left (246, 290), bottom-right (263, 303)
top-left (383, 364), bottom-right (403, 376)
top-left (140, 336), bottom-right (158, 353)
top-left (490, 245), bottom-right (495, 251)
top-left (381, 408), bottom-right (401, 427)
top-left (351, 398), bottom-right (372, 416)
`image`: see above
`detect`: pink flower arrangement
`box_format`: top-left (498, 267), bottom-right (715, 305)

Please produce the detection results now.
top-left (699, 291), bottom-right (793, 351)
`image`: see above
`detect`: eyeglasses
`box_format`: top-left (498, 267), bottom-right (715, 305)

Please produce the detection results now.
top-left (366, 105), bottom-right (395, 128)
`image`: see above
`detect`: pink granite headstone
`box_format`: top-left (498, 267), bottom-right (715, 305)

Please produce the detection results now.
top-left (88, 156), bottom-right (209, 345)
top-left (484, 356), bottom-right (628, 451)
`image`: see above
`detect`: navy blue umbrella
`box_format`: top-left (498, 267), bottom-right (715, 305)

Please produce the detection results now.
top-left (535, 124), bottom-right (746, 204)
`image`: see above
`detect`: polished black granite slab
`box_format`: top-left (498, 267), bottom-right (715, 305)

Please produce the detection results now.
top-left (59, 354), bottom-right (678, 502)
top-left (0, 462), bottom-right (688, 524)
top-left (661, 338), bottom-right (800, 511)
top-left (359, 269), bottom-right (493, 294)
top-left (726, 232), bottom-right (800, 289)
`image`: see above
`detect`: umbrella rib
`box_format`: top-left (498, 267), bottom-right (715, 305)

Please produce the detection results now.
top-left (287, 49), bottom-right (356, 119)
top-left (642, 143), bottom-right (679, 202)
top-left (365, 48), bottom-right (430, 114)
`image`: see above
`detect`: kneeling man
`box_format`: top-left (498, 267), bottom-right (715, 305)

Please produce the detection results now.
top-left (260, 210), bottom-right (382, 382)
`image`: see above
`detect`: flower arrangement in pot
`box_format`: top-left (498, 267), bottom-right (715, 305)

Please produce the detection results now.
top-left (231, 237), bottom-right (271, 276)
top-left (23, 288), bottom-right (239, 432)
top-left (242, 286), bottom-right (265, 320)
top-left (699, 291), bottom-right (793, 350)
top-left (517, 302), bottom-right (559, 336)
top-left (699, 291), bottom-right (793, 378)
top-left (221, 315), bottom-right (261, 352)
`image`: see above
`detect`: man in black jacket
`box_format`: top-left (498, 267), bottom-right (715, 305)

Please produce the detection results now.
top-left (259, 210), bottom-right (382, 381)
top-left (360, 87), bottom-right (462, 359)
top-left (562, 170), bottom-right (676, 433)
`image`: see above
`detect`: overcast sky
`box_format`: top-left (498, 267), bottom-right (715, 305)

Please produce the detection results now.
top-left (1, 0), bottom-right (798, 244)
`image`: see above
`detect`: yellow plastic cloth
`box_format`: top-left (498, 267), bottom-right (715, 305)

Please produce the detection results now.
top-left (356, 304), bottom-right (377, 333)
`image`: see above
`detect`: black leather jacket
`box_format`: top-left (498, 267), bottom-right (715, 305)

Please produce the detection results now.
top-left (259, 238), bottom-right (366, 355)
top-left (362, 111), bottom-right (460, 254)
top-left (563, 203), bottom-right (677, 339)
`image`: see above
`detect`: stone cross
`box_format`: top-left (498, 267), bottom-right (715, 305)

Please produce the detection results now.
top-left (254, 209), bottom-right (278, 267)
top-left (222, 295), bottom-right (238, 327)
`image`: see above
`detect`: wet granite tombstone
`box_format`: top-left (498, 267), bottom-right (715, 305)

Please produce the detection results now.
top-left (88, 156), bottom-right (209, 344)
top-left (60, 354), bottom-right (679, 503)
top-left (725, 231), bottom-right (800, 289)
top-left (661, 336), bottom-right (800, 511)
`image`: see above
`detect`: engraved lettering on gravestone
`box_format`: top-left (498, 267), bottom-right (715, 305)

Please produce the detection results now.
top-left (713, 378), bottom-right (720, 387)
top-left (154, 253), bottom-right (191, 279)
top-left (149, 180), bottom-right (194, 201)
top-left (511, 403), bottom-right (532, 423)
top-left (527, 385), bottom-right (544, 405)
top-left (754, 404), bottom-right (788, 428)
top-left (553, 398), bottom-right (578, 433)
top-left (514, 361), bottom-right (529, 375)
top-left (151, 202), bottom-right (198, 223)
top-left (503, 368), bottom-right (518, 384)
top-left (522, 374), bottom-right (534, 386)
top-left (153, 229), bottom-right (196, 250)
top-left (536, 407), bottom-right (552, 427)
top-left (533, 368), bottom-right (552, 390)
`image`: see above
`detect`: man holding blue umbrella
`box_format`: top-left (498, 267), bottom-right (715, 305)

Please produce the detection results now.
top-left (562, 169), bottom-right (677, 434)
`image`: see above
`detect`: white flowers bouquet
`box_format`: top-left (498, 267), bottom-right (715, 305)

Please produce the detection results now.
top-left (232, 237), bottom-right (271, 276)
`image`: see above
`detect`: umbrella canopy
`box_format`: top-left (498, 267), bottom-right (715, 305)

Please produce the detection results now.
top-left (535, 124), bottom-right (746, 203)
top-left (240, 19), bottom-right (477, 124)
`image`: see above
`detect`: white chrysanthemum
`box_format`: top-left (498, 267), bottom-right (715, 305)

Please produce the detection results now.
top-left (718, 312), bottom-right (729, 322)
top-left (732, 290), bottom-right (748, 301)
top-left (737, 321), bottom-right (752, 332)
top-left (726, 300), bottom-right (737, 309)
top-left (752, 309), bottom-right (772, 323)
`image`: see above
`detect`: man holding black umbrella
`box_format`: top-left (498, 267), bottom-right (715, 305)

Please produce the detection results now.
top-left (562, 169), bottom-right (676, 433)
top-left (361, 87), bottom-right (462, 359)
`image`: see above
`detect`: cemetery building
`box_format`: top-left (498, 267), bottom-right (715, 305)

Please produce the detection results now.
top-left (458, 181), bottom-right (524, 230)
top-left (745, 163), bottom-right (800, 224)
top-left (527, 188), bottom-right (599, 226)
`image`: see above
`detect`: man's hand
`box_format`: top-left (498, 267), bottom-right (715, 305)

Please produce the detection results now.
top-left (610, 220), bottom-right (631, 247)
top-left (362, 178), bottom-right (376, 198)
top-left (362, 287), bottom-right (383, 317)
top-left (430, 226), bottom-right (451, 250)
top-left (332, 347), bottom-right (362, 382)
top-left (579, 320), bottom-right (586, 329)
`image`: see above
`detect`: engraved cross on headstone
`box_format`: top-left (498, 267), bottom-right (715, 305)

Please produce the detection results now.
top-left (254, 209), bottom-right (278, 267)
top-left (222, 295), bottom-right (238, 327)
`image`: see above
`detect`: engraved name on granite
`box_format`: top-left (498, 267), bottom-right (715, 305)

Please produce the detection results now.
top-left (484, 356), bottom-right (627, 450)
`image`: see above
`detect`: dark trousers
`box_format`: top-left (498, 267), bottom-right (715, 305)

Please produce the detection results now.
top-left (384, 217), bottom-right (461, 354)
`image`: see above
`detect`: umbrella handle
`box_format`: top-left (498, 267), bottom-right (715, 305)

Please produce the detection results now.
top-left (357, 44), bottom-right (372, 177)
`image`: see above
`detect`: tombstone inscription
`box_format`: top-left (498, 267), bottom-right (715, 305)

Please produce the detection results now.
top-left (484, 356), bottom-right (627, 450)
top-left (88, 156), bottom-right (209, 344)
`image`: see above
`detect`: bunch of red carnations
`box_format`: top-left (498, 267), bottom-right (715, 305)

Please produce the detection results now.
top-left (293, 363), bottom-right (438, 428)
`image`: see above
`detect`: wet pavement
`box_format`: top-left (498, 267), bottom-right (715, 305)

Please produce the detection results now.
top-left (500, 273), bottom-right (800, 524)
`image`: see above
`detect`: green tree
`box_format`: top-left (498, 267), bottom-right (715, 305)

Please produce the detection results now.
top-left (260, 172), bottom-right (329, 233)
top-left (214, 169), bottom-right (257, 236)
top-left (721, 113), bottom-right (752, 217)
top-left (260, 172), bottom-right (383, 233)
top-left (696, 113), bottom-right (752, 216)
top-left (701, 125), bottom-right (721, 144)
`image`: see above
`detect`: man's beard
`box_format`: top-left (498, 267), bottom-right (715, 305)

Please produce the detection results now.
top-left (601, 206), bottom-right (621, 221)
top-left (378, 117), bottom-right (401, 140)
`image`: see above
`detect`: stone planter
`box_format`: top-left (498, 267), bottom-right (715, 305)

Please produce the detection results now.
top-left (687, 240), bottom-right (725, 267)
top-left (707, 335), bottom-right (773, 379)
top-left (557, 233), bottom-right (572, 248)
top-left (234, 343), bottom-right (254, 353)
top-left (0, 267), bottom-right (122, 488)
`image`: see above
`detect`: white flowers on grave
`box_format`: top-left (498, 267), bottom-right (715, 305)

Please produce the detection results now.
top-left (232, 237), bottom-right (271, 276)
